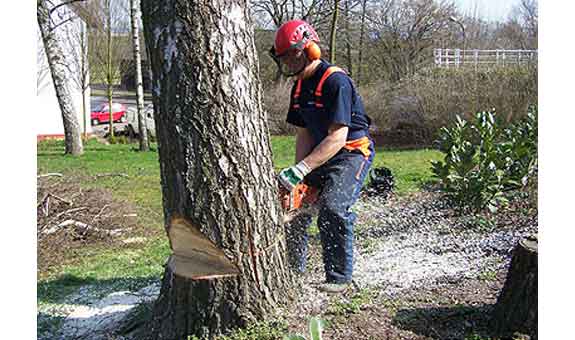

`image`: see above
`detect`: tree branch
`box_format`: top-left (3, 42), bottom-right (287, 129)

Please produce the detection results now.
top-left (49, 0), bottom-right (87, 15)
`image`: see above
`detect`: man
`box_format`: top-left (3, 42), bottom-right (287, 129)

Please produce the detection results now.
top-left (270, 20), bottom-right (375, 293)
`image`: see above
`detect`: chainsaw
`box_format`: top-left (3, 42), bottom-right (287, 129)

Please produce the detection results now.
top-left (279, 182), bottom-right (320, 223)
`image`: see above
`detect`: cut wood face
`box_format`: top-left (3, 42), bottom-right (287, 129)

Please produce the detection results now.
top-left (168, 215), bottom-right (240, 280)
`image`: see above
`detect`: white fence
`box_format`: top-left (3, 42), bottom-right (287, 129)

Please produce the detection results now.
top-left (434, 49), bottom-right (537, 68)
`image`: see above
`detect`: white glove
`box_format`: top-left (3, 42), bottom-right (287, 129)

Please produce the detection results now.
top-left (278, 160), bottom-right (312, 191)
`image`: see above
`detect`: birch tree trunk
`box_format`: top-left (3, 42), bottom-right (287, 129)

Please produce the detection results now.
top-left (141, 1), bottom-right (293, 339)
top-left (130, 0), bottom-right (149, 151)
top-left (37, 0), bottom-right (83, 155)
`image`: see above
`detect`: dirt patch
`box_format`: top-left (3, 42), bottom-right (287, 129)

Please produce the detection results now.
top-left (37, 186), bottom-right (537, 340)
top-left (282, 190), bottom-right (537, 340)
top-left (37, 176), bottom-right (149, 278)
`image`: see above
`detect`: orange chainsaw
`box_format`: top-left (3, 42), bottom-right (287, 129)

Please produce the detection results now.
top-left (279, 182), bottom-right (320, 223)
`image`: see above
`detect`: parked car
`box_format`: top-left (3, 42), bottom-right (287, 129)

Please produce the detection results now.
top-left (91, 103), bottom-right (127, 126)
top-left (126, 104), bottom-right (156, 138)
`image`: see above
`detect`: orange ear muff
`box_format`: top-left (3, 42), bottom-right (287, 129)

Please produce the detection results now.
top-left (304, 41), bottom-right (321, 61)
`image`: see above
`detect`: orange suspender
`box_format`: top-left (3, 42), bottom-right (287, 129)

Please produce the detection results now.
top-left (291, 66), bottom-right (371, 158)
top-left (314, 66), bottom-right (345, 108)
top-left (292, 79), bottom-right (303, 109)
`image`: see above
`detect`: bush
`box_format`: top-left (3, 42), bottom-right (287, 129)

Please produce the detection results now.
top-left (108, 135), bottom-right (130, 145)
top-left (358, 65), bottom-right (537, 146)
top-left (431, 105), bottom-right (537, 213)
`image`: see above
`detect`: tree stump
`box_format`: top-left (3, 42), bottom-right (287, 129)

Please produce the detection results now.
top-left (492, 235), bottom-right (538, 339)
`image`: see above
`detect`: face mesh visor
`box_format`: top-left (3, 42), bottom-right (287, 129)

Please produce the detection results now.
top-left (269, 44), bottom-right (307, 77)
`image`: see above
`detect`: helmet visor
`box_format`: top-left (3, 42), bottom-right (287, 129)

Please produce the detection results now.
top-left (269, 45), bottom-right (308, 77)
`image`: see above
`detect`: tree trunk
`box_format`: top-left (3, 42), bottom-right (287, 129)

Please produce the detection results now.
top-left (492, 235), bottom-right (538, 339)
top-left (343, 0), bottom-right (353, 76)
top-left (37, 0), bottom-right (83, 155)
top-left (106, 0), bottom-right (114, 140)
top-left (141, 1), bottom-right (294, 339)
top-left (130, 0), bottom-right (150, 151)
top-left (357, 0), bottom-right (367, 86)
top-left (80, 24), bottom-right (88, 142)
top-left (329, 0), bottom-right (340, 63)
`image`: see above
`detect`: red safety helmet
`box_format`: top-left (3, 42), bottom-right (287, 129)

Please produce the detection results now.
top-left (269, 20), bottom-right (321, 76)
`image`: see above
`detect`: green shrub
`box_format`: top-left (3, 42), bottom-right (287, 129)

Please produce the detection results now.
top-left (285, 317), bottom-right (326, 340)
top-left (108, 135), bottom-right (130, 144)
top-left (431, 106), bottom-right (537, 213)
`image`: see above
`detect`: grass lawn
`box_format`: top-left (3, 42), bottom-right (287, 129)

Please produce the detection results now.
top-left (37, 136), bottom-right (442, 304)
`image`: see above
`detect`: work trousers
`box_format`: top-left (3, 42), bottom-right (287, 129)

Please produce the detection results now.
top-left (286, 145), bottom-right (374, 284)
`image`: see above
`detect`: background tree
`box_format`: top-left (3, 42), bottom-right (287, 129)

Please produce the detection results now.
top-left (61, 6), bottom-right (90, 141)
top-left (363, 0), bottom-right (457, 82)
top-left (251, 0), bottom-right (325, 28)
top-left (328, 0), bottom-right (340, 63)
top-left (89, 0), bottom-right (131, 140)
top-left (37, 0), bottom-right (84, 155)
top-left (356, 0), bottom-right (367, 85)
top-left (129, 0), bottom-right (149, 151)
top-left (140, 1), bottom-right (293, 338)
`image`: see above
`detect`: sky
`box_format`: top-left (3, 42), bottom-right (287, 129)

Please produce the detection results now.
top-left (451, 0), bottom-right (522, 22)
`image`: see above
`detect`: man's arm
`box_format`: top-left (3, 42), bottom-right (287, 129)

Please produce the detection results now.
top-left (278, 123), bottom-right (348, 191)
top-left (303, 123), bottom-right (348, 170)
top-left (295, 127), bottom-right (315, 163)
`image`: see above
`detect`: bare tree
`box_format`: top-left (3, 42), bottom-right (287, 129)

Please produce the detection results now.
top-left (515, 0), bottom-right (537, 49)
top-left (60, 9), bottom-right (90, 141)
top-left (356, 0), bottom-right (367, 85)
top-left (328, 0), bottom-right (340, 63)
top-left (364, 0), bottom-right (457, 82)
top-left (140, 0), bottom-right (293, 338)
top-left (90, 0), bottom-right (131, 140)
top-left (129, 0), bottom-right (149, 150)
top-left (37, 0), bottom-right (84, 155)
top-left (251, 0), bottom-right (325, 28)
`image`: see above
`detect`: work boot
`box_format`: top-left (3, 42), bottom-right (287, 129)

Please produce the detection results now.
top-left (318, 282), bottom-right (350, 294)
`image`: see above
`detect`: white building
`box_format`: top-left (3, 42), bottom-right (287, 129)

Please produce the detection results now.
top-left (36, 0), bottom-right (91, 140)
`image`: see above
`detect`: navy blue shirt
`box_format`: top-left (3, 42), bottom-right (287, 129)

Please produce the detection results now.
top-left (286, 60), bottom-right (371, 147)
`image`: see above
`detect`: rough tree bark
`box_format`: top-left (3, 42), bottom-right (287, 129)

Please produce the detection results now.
top-left (141, 1), bottom-right (294, 339)
top-left (130, 0), bottom-right (150, 151)
top-left (37, 0), bottom-right (83, 155)
top-left (492, 235), bottom-right (538, 339)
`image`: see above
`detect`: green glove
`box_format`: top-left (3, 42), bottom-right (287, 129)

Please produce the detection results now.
top-left (278, 160), bottom-right (312, 191)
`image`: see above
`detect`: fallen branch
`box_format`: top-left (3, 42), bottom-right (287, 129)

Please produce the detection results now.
top-left (56, 207), bottom-right (88, 218)
top-left (92, 204), bottom-right (109, 223)
top-left (47, 193), bottom-right (72, 205)
top-left (42, 219), bottom-right (124, 237)
top-left (37, 173), bottom-right (63, 179)
top-left (37, 194), bottom-right (49, 208)
top-left (95, 173), bottom-right (129, 178)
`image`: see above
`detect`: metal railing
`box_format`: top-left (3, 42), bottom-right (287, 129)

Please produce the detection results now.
top-left (434, 49), bottom-right (538, 68)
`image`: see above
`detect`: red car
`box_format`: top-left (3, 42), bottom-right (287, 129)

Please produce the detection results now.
top-left (91, 103), bottom-right (127, 125)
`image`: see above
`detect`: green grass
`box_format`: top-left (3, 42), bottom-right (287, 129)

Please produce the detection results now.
top-left (37, 136), bottom-right (442, 305)
top-left (329, 289), bottom-right (374, 316)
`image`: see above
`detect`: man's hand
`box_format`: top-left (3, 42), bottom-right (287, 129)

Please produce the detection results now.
top-left (278, 160), bottom-right (312, 191)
